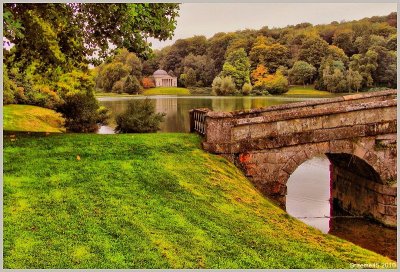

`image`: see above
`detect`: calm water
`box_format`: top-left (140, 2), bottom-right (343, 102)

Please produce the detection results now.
top-left (97, 95), bottom-right (315, 133)
top-left (287, 156), bottom-right (397, 261)
top-left (98, 95), bottom-right (396, 261)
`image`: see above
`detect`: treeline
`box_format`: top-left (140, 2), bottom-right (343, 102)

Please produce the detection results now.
top-left (143, 12), bottom-right (397, 95)
top-left (3, 3), bottom-right (179, 132)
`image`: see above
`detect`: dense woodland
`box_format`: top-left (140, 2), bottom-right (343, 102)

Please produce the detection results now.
top-left (143, 12), bottom-right (396, 95)
top-left (3, 5), bottom-right (397, 130)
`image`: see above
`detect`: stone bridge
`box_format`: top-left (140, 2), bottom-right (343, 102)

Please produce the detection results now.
top-left (190, 90), bottom-right (397, 227)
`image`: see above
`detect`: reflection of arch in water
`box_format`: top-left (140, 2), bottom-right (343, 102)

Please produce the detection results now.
top-left (274, 139), bottom-right (396, 227)
top-left (286, 156), bottom-right (331, 232)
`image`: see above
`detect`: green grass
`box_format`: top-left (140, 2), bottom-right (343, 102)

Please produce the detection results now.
top-left (143, 87), bottom-right (190, 96)
top-left (3, 133), bottom-right (394, 269)
top-left (3, 104), bottom-right (65, 133)
top-left (285, 85), bottom-right (334, 97)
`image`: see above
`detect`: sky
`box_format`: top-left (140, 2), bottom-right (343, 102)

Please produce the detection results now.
top-left (149, 3), bottom-right (397, 50)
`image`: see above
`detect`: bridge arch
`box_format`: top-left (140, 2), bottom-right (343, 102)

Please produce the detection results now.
top-left (192, 90), bottom-right (397, 226)
top-left (276, 138), bottom-right (387, 187)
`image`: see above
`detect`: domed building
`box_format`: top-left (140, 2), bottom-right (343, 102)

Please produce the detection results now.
top-left (153, 69), bottom-right (177, 87)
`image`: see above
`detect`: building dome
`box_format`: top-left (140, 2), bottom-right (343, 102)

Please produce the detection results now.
top-left (153, 69), bottom-right (169, 76)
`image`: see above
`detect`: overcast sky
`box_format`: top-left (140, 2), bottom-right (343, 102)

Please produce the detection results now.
top-left (149, 3), bottom-right (397, 50)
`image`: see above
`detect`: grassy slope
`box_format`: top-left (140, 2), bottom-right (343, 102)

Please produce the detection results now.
top-left (3, 134), bottom-right (394, 269)
top-left (143, 87), bottom-right (190, 96)
top-left (285, 85), bottom-right (333, 97)
top-left (3, 105), bottom-right (65, 133)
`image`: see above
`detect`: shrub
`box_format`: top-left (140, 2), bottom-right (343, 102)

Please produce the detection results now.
top-left (255, 71), bottom-right (289, 95)
top-left (56, 71), bottom-right (108, 132)
top-left (288, 61), bottom-right (316, 86)
top-left (28, 85), bottom-right (62, 109)
top-left (3, 66), bottom-right (17, 104)
top-left (58, 91), bottom-right (107, 132)
top-left (142, 76), bottom-right (155, 89)
top-left (212, 76), bottom-right (236, 95)
top-left (112, 80), bottom-right (125, 93)
top-left (115, 98), bottom-right (165, 133)
top-left (123, 75), bottom-right (142, 94)
top-left (242, 83), bottom-right (252, 95)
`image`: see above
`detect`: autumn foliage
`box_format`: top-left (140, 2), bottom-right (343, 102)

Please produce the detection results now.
top-left (142, 77), bottom-right (155, 89)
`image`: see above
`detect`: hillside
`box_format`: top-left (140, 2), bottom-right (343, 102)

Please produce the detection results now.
top-left (3, 105), bottom-right (65, 133)
top-left (3, 133), bottom-right (393, 269)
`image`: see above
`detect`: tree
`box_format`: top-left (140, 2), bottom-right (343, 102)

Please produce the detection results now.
top-left (251, 64), bottom-right (268, 85)
top-left (242, 83), bottom-right (252, 96)
top-left (249, 42), bottom-right (290, 73)
top-left (332, 28), bottom-right (356, 56)
top-left (184, 68), bottom-right (197, 87)
top-left (212, 76), bottom-right (236, 96)
top-left (349, 50), bottom-right (378, 88)
top-left (386, 34), bottom-right (397, 51)
top-left (182, 54), bottom-right (216, 86)
top-left (322, 66), bottom-right (348, 93)
top-left (123, 75), bottom-right (142, 94)
top-left (370, 46), bottom-right (397, 88)
top-left (3, 3), bottom-right (179, 132)
top-left (56, 71), bottom-right (108, 132)
top-left (346, 69), bottom-right (363, 92)
top-left (220, 48), bottom-right (250, 89)
top-left (288, 61), bottom-right (316, 86)
top-left (97, 62), bottom-right (129, 92)
top-left (207, 32), bottom-right (236, 73)
top-left (298, 36), bottom-right (329, 68)
top-left (326, 45), bottom-right (349, 66)
top-left (255, 71), bottom-right (289, 95)
top-left (4, 3), bottom-right (180, 70)
top-left (95, 49), bottom-right (143, 92)
top-left (142, 77), bottom-right (155, 88)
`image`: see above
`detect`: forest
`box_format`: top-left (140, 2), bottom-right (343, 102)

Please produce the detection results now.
top-left (142, 12), bottom-right (396, 95)
top-left (3, 4), bottom-right (397, 130)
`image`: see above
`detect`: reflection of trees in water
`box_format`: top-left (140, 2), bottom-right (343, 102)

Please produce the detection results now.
top-left (155, 98), bottom-right (177, 132)
top-left (99, 96), bottom-right (306, 133)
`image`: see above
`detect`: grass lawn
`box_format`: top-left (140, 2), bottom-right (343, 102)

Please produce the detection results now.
top-left (285, 85), bottom-right (334, 97)
top-left (3, 133), bottom-right (394, 269)
top-left (143, 87), bottom-right (190, 96)
top-left (3, 104), bottom-right (65, 133)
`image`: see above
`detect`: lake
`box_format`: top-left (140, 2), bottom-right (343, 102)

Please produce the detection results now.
top-left (97, 95), bottom-right (322, 133)
top-left (98, 95), bottom-right (396, 261)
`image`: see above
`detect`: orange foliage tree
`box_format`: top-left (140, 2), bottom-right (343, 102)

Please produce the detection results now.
top-left (142, 77), bottom-right (155, 89)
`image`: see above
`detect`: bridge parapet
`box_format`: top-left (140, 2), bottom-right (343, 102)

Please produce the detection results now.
top-left (189, 90), bottom-right (397, 227)
top-left (193, 90), bottom-right (397, 154)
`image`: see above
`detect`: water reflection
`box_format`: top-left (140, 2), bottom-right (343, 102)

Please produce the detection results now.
top-left (286, 156), bottom-right (397, 261)
top-left (97, 95), bottom-right (313, 133)
top-left (286, 156), bottom-right (331, 233)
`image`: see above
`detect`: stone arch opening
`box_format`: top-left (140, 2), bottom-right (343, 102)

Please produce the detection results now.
top-left (282, 150), bottom-right (395, 227)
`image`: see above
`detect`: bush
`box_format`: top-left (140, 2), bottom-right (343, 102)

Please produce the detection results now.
top-left (266, 72), bottom-right (289, 94)
top-left (142, 77), bottom-right (155, 89)
top-left (212, 76), bottom-right (236, 95)
top-left (56, 71), bottom-right (108, 132)
top-left (3, 64), bottom-right (15, 104)
top-left (242, 83), bottom-right (252, 95)
top-left (123, 75), bottom-right (142, 94)
top-left (112, 80), bottom-right (125, 93)
top-left (27, 85), bottom-right (62, 109)
top-left (115, 98), bottom-right (165, 133)
top-left (255, 71), bottom-right (289, 95)
top-left (58, 91), bottom-right (107, 132)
